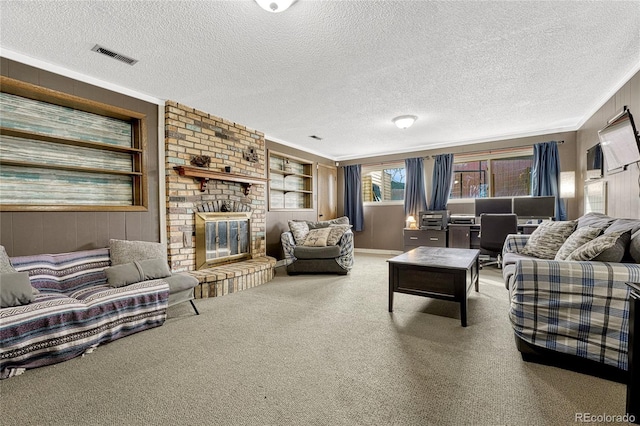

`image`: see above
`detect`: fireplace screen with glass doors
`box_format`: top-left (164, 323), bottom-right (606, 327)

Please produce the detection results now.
top-left (195, 212), bottom-right (251, 269)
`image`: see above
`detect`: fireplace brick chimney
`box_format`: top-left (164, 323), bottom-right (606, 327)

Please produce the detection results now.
top-left (164, 101), bottom-right (267, 274)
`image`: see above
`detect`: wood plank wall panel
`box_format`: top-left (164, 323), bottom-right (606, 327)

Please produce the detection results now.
top-left (576, 70), bottom-right (640, 219)
top-left (0, 58), bottom-right (161, 256)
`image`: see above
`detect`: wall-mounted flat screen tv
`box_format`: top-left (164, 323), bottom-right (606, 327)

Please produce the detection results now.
top-left (597, 107), bottom-right (640, 172)
top-left (586, 143), bottom-right (603, 179)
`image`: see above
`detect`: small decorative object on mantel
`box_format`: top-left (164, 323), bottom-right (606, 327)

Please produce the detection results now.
top-left (244, 148), bottom-right (259, 163)
top-left (190, 155), bottom-right (211, 168)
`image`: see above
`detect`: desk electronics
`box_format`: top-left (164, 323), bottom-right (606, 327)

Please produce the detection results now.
top-left (418, 210), bottom-right (449, 230)
top-left (450, 214), bottom-right (475, 225)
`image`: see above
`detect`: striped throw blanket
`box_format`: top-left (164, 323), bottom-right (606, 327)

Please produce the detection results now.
top-left (0, 248), bottom-right (169, 379)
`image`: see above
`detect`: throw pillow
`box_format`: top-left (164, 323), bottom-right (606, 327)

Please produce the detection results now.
top-left (592, 231), bottom-right (631, 262)
top-left (0, 245), bottom-right (17, 273)
top-left (288, 221), bottom-right (310, 245)
top-left (0, 272), bottom-right (35, 308)
top-left (520, 220), bottom-right (577, 259)
top-left (554, 226), bottom-right (603, 261)
top-left (302, 228), bottom-right (331, 247)
top-left (326, 224), bottom-right (351, 246)
top-left (566, 230), bottom-right (628, 261)
top-left (105, 258), bottom-right (172, 288)
top-left (306, 216), bottom-right (350, 229)
top-left (109, 239), bottom-right (167, 266)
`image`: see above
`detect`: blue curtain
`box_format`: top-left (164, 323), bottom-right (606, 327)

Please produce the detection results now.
top-left (531, 141), bottom-right (566, 221)
top-left (404, 157), bottom-right (428, 218)
top-left (429, 154), bottom-right (454, 211)
top-left (344, 164), bottom-right (365, 231)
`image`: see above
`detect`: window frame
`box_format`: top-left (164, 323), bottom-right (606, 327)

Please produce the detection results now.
top-left (449, 147), bottom-right (533, 201)
top-left (0, 76), bottom-right (148, 212)
top-left (361, 161), bottom-right (406, 206)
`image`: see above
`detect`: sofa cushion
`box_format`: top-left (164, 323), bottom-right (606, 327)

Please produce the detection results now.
top-left (109, 239), bottom-right (167, 266)
top-left (554, 226), bottom-right (603, 261)
top-left (105, 258), bottom-right (172, 288)
top-left (0, 245), bottom-right (16, 273)
top-left (0, 272), bottom-right (35, 308)
top-left (163, 273), bottom-right (199, 293)
top-left (630, 230), bottom-right (640, 264)
top-left (566, 230), bottom-right (628, 261)
top-left (302, 227), bottom-right (331, 247)
top-left (604, 218), bottom-right (640, 236)
top-left (326, 225), bottom-right (351, 246)
top-left (520, 220), bottom-right (577, 259)
top-left (502, 252), bottom-right (538, 268)
top-left (288, 221), bottom-right (310, 245)
top-left (294, 245), bottom-right (341, 259)
top-left (576, 212), bottom-right (615, 231)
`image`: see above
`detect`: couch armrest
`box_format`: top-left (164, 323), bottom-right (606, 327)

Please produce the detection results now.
top-left (336, 229), bottom-right (355, 271)
top-left (509, 258), bottom-right (640, 370)
top-left (280, 231), bottom-right (297, 266)
top-left (503, 234), bottom-right (530, 256)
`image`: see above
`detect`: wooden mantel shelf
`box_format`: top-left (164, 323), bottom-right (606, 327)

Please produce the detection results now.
top-left (174, 165), bottom-right (267, 194)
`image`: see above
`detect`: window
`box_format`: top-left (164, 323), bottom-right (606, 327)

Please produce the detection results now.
top-left (362, 163), bottom-right (405, 203)
top-left (0, 76), bottom-right (147, 211)
top-left (449, 149), bottom-right (533, 199)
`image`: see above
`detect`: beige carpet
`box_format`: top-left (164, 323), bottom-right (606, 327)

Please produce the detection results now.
top-left (0, 253), bottom-right (628, 426)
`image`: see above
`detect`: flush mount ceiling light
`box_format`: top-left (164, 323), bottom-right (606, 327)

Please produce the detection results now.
top-left (392, 115), bottom-right (418, 129)
top-left (255, 0), bottom-right (296, 13)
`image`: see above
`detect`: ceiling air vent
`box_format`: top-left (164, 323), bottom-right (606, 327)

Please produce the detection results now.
top-left (309, 135), bottom-right (323, 140)
top-left (91, 45), bottom-right (138, 65)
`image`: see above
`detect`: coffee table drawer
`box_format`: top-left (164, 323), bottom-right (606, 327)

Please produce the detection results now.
top-left (395, 266), bottom-right (455, 296)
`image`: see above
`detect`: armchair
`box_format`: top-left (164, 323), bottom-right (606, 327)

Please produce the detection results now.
top-left (281, 217), bottom-right (354, 275)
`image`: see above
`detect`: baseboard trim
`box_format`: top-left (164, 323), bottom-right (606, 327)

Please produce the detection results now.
top-left (354, 248), bottom-right (403, 256)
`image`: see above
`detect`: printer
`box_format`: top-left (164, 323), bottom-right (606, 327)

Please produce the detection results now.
top-left (450, 214), bottom-right (475, 225)
top-left (418, 210), bottom-right (449, 230)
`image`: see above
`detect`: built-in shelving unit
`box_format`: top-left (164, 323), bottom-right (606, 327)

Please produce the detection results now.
top-left (268, 151), bottom-right (313, 210)
top-left (0, 76), bottom-right (147, 211)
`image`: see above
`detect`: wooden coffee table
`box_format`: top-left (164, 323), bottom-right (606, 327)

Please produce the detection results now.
top-left (388, 246), bottom-right (480, 327)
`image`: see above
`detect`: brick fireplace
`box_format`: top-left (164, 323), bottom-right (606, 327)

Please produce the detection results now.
top-left (164, 101), bottom-right (275, 298)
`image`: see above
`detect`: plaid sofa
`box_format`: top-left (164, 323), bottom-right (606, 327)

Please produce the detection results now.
top-left (0, 248), bottom-right (169, 379)
top-left (503, 229), bottom-right (640, 372)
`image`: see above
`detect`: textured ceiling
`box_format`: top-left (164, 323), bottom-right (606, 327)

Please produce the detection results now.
top-left (1, 1), bottom-right (639, 161)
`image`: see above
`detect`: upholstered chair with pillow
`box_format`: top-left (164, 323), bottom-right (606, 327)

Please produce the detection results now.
top-left (280, 217), bottom-right (354, 275)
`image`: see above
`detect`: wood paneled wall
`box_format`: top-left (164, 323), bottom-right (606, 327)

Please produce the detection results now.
top-left (576, 70), bottom-right (640, 219)
top-left (0, 58), bottom-right (161, 256)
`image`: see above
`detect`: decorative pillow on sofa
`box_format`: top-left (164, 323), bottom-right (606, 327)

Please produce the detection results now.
top-left (105, 258), bottom-right (172, 288)
top-left (576, 212), bottom-right (615, 231)
top-left (1, 272), bottom-right (36, 308)
top-left (554, 226), bottom-right (603, 261)
top-left (302, 228), bottom-right (331, 247)
top-left (288, 221), bottom-right (310, 245)
top-left (593, 231), bottom-right (631, 262)
top-left (566, 230), bottom-right (629, 262)
top-left (0, 245), bottom-right (16, 273)
top-left (520, 220), bottom-right (577, 259)
top-left (109, 239), bottom-right (167, 266)
top-left (326, 224), bottom-right (352, 246)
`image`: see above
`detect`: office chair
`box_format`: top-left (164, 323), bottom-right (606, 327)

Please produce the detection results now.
top-left (478, 213), bottom-right (518, 268)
